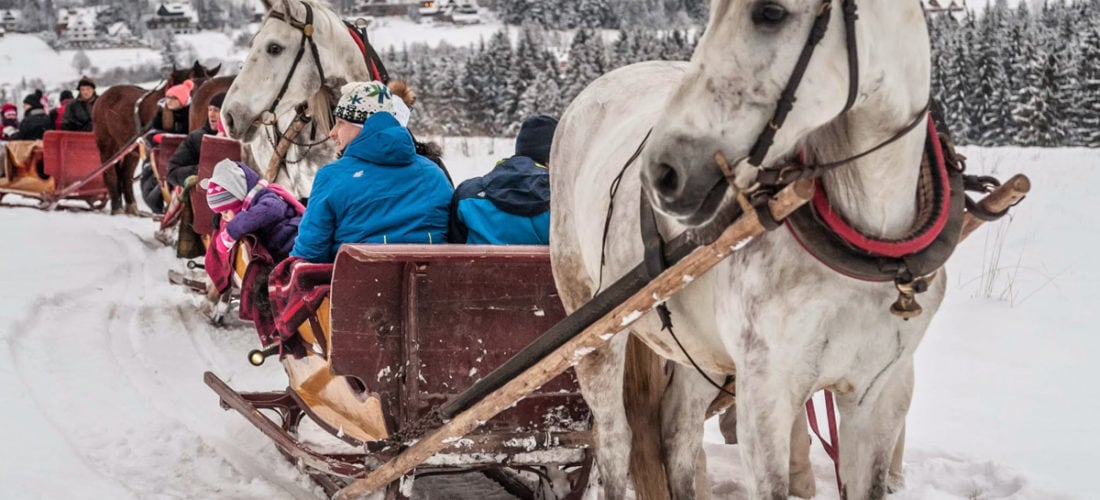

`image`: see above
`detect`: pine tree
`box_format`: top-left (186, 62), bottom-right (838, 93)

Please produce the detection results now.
top-left (562, 28), bottom-right (608, 106)
top-left (1077, 27), bottom-right (1100, 147)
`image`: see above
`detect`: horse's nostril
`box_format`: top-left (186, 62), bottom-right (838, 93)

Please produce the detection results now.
top-left (225, 115), bottom-right (235, 132)
top-left (655, 163), bottom-right (680, 196)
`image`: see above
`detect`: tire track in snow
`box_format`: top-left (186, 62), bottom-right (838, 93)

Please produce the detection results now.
top-left (5, 218), bottom-right (318, 498)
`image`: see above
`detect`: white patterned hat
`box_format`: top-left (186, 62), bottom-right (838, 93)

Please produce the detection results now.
top-left (334, 81), bottom-right (395, 125)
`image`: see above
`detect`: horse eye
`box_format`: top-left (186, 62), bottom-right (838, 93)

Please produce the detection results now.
top-left (751, 2), bottom-right (788, 26)
top-left (267, 43), bottom-right (284, 56)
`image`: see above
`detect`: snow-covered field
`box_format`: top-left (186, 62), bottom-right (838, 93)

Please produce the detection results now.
top-left (0, 144), bottom-right (1094, 498)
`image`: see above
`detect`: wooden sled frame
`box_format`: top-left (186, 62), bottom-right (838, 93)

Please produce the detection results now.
top-left (0, 132), bottom-right (110, 210)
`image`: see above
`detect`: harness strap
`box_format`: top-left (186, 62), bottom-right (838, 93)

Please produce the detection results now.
top-left (748, 0), bottom-right (836, 167)
top-left (345, 22), bottom-right (390, 84)
top-left (841, 0), bottom-right (860, 114)
top-left (806, 392), bottom-right (843, 495)
top-left (755, 103), bottom-right (929, 186)
top-left (267, 4), bottom-right (320, 116)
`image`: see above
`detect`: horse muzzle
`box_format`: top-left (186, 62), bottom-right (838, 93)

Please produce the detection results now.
top-left (222, 105), bottom-right (260, 142)
top-left (642, 138), bottom-right (734, 226)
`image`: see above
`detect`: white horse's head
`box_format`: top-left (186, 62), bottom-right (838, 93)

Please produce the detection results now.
top-left (640, 1), bottom-right (929, 226)
top-left (222, 0), bottom-right (367, 142)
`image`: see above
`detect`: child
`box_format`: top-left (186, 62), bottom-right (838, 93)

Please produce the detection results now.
top-left (203, 159), bottom-right (303, 265)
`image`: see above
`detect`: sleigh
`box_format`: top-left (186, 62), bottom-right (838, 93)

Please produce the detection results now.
top-left (206, 245), bottom-right (595, 497)
top-left (0, 132), bottom-right (109, 209)
top-left (203, 165), bottom-right (1031, 498)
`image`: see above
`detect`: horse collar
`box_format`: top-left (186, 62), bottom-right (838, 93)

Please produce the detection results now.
top-left (784, 114), bottom-right (969, 317)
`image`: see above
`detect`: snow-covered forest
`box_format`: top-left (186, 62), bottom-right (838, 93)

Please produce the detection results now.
top-left (388, 27), bottom-right (698, 136)
top-left (389, 0), bottom-right (1100, 146)
top-left (930, 0), bottom-right (1100, 147)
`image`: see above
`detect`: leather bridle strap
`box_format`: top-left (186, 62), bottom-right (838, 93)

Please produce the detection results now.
top-left (754, 101), bottom-right (929, 186)
top-left (748, 0), bottom-right (856, 167)
top-left (841, 0), bottom-right (859, 113)
top-left (267, 3), bottom-right (326, 117)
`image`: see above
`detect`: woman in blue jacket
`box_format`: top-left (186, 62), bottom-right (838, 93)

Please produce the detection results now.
top-left (291, 81), bottom-right (453, 263)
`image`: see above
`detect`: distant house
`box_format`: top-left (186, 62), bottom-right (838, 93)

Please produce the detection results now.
top-left (106, 22), bottom-right (134, 43)
top-left (924, 0), bottom-right (966, 14)
top-left (352, 0), bottom-right (418, 17)
top-left (420, 0), bottom-right (481, 24)
top-left (56, 7), bottom-right (104, 45)
top-left (147, 2), bottom-right (199, 35)
top-left (0, 9), bottom-right (22, 32)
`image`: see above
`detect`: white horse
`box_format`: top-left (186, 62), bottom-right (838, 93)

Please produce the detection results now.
top-left (222, 0), bottom-right (374, 198)
top-left (551, 1), bottom-right (935, 499)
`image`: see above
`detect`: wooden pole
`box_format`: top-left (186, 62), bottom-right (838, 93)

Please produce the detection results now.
top-left (333, 180), bottom-right (816, 500)
top-left (265, 114), bottom-right (312, 183)
top-left (961, 174), bottom-right (1031, 240)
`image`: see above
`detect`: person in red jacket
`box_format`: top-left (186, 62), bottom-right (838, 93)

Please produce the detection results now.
top-left (50, 90), bottom-right (73, 130)
top-left (1, 102), bottom-right (19, 139)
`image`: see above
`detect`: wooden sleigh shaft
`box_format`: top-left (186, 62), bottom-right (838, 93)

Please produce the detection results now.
top-left (334, 180), bottom-right (817, 498)
top-left (335, 173), bottom-right (1031, 498)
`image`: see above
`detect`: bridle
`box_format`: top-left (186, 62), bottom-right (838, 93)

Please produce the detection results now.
top-left (262, 2), bottom-right (389, 170)
top-left (718, 0), bottom-right (930, 191)
top-left (266, 3), bottom-right (326, 121)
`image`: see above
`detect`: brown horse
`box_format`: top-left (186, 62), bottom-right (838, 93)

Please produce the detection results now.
top-left (92, 61), bottom-right (221, 214)
top-left (189, 75), bottom-right (235, 134)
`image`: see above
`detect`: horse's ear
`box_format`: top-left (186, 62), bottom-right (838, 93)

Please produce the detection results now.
top-left (208, 64), bottom-right (222, 77)
top-left (261, 0), bottom-right (274, 11)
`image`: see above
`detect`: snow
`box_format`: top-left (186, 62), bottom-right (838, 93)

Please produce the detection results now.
top-left (367, 17), bottom-right (505, 51)
top-left (0, 144), bottom-right (1095, 498)
top-left (0, 35), bottom-right (86, 89)
top-left (0, 32), bottom-right (245, 97)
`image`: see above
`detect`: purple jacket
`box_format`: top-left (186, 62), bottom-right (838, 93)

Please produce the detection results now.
top-left (226, 168), bottom-right (301, 260)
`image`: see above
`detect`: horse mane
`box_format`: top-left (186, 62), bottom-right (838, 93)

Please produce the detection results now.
top-left (307, 86), bottom-right (336, 136)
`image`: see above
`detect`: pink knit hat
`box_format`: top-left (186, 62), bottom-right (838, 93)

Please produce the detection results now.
top-left (205, 181), bottom-right (243, 213)
top-left (165, 80), bottom-right (195, 107)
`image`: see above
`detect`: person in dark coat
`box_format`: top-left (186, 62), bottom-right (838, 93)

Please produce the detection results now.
top-left (11, 90), bottom-right (52, 141)
top-left (166, 91), bottom-right (224, 188)
top-left (2, 103), bottom-right (19, 139)
top-left (50, 90), bottom-right (74, 130)
top-left (291, 81), bottom-right (453, 263)
top-left (203, 160), bottom-right (303, 262)
top-left (60, 77), bottom-right (96, 132)
top-left (449, 115), bottom-right (557, 245)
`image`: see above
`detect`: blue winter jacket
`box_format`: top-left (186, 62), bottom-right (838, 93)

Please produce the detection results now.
top-left (449, 156), bottom-right (550, 245)
top-left (291, 112), bottom-right (453, 263)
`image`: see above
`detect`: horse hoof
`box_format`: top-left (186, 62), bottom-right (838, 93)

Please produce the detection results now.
top-left (111, 208), bottom-right (124, 216)
top-left (125, 204), bottom-right (139, 216)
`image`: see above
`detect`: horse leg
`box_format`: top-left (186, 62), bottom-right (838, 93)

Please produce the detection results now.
top-left (735, 361), bottom-right (801, 499)
top-left (789, 409), bottom-right (815, 498)
top-left (718, 405), bottom-right (738, 444)
top-left (574, 332), bottom-right (633, 499)
top-left (659, 363), bottom-right (719, 500)
top-left (889, 424), bottom-right (906, 492)
top-left (836, 361), bottom-right (914, 500)
top-left (104, 161), bottom-right (121, 214)
top-left (121, 156), bottom-right (138, 214)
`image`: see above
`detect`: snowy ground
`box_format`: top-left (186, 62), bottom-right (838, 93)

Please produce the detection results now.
top-left (0, 143), bottom-right (1094, 498)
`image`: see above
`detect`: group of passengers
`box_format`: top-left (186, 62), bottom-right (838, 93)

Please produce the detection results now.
top-left (200, 79), bottom-right (556, 285)
top-left (1, 77), bottom-right (98, 141)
